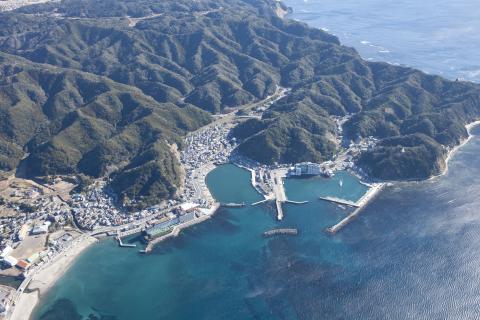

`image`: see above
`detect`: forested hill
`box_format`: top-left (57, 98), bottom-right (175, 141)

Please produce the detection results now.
top-left (0, 0), bottom-right (479, 208)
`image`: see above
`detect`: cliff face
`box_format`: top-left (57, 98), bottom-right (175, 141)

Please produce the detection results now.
top-left (0, 0), bottom-right (479, 201)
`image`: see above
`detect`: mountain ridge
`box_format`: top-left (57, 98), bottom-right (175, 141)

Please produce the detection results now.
top-left (0, 0), bottom-right (480, 207)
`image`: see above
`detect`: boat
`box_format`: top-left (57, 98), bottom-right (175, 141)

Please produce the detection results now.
top-left (339, 179), bottom-right (343, 187)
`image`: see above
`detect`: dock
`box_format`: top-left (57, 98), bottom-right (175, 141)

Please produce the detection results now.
top-left (284, 200), bottom-right (309, 205)
top-left (318, 196), bottom-right (359, 207)
top-left (263, 228), bottom-right (298, 237)
top-left (270, 168), bottom-right (288, 220)
top-left (116, 236), bottom-right (137, 248)
top-left (275, 200), bottom-right (284, 220)
top-left (251, 199), bottom-right (269, 206)
top-left (326, 183), bottom-right (384, 234)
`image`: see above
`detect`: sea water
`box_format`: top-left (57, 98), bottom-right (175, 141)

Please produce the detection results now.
top-left (33, 1), bottom-right (480, 318)
top-left (284, 0), bottom-right (480, 82)
top-left (33, 128), bottom-right (480, 319)
top-left (32, 166), bottom-right (370, 319)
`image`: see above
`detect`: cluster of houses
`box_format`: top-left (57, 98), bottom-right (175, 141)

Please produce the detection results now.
top-left (181, 124), bottom-right (236, 203)
top-left (181, 124), bottom-right (236, 171)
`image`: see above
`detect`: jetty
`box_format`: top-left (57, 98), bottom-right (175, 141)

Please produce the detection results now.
top-left (284, 200), bottom-right (309, 205)
top-left (318, 196), bottom-right (359, 207)
top-left (326, 184), bottom-right (384, 234)
top-left (116, 236), bottom-right (136, 248)
top-left (270, 169), bottom-right (288, 220)
top-left (221, 202), bottom-right (246, 208)
top-left (263, 228), bottom-right (298, 237)
top-left (275, 200), bottom-right (284, 220)
top-left (251, 199), bottom-right (269, 206)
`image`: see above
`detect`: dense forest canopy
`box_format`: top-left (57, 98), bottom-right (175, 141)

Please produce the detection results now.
top-left (0, 0), bottom-right (479, 207)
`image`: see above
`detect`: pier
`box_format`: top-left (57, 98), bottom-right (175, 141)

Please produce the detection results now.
top-left (251, 199), bottom-right (269, 206)
top-left (263, 228), bottom-right (298, 237)
top-left (284, 200), bottom-right (309, 205)
top-left (270, 168), bottom-right (288, 220)
top-left (116, 236), bottom-right (137, 248)
top-left (318, 196), bottom-right (359, 207)
top-left (326, 184), bottom-right (384, 234)
top-left (275, 200), bottom-right (284, 220)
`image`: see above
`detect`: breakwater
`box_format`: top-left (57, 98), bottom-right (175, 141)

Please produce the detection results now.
top-left (116, 236), bottom-right (136, 248)
top-left (251, 199), bottom-right (269, 206)
top-left (326, 183), bottom-right (384, 234)
top-left (263, 228), bottom-right (298, 237)
top-left (284, 200), bottom-right (309, 205)
top-left (221, 202), bottom-right (246, 208)
top-left (319, 196), bottom-right (359, 207)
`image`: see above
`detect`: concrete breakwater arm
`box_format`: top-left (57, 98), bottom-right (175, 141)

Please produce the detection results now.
top-left (318, 196), bottom-right (359, 207)
top-left (116, 236), bottom-right (137, 248)
top-left (326, 184), bottom-right (384, 234)
top-left (251, 199), bottom-right (270, 206)
top-left (220, 202), bottom-right (245, 208)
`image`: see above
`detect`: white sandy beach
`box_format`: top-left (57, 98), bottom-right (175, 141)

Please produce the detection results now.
top-left (9, 235), bottom-right (98, 320)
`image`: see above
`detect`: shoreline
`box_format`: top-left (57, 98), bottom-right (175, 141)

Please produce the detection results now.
top-left (231, 162), bottom-right (270, 199)
top-left (9, 235), bottom-right (98, 320)
top-left (431, 119), bottom-right (480, 180)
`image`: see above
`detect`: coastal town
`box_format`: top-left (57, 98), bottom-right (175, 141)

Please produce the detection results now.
top-left (0, 0), bottom-right (57, 12)
top-left (0, 80), bottom-right (387, 320)
top-left (0, 108), bottom-right (386, 315)
top-left (1, 71), bottom-right (473, 317)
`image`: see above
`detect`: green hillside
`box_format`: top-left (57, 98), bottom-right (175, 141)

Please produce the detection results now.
top-left (0, 53), bottom-right (210, 207)
top-left (0, 0), bottom-right (479, 204)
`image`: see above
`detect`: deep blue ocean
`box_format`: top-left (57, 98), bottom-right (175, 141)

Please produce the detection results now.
top-left (33, 1), bottom-right (480, 319)
top-left (284, 0), bottom-right (480, 82)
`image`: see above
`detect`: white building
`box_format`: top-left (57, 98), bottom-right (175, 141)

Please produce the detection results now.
top-left (31, 221), bottom-right (51, 235)
top-left (288, 162), bottom-right (322, 177)
top-left (2, 256), bottom-right (18, 267)
top-left (179, 202), bottom-right (199, 213)
top-left (0, 246), bottom-right (13, 259)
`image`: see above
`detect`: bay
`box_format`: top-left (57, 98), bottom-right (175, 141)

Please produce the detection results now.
top-left (32, 1), bottom-right (480, 319)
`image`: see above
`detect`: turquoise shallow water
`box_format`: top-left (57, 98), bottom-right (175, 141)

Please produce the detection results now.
top-left (32, 129), bottom-right (480, 319)
top-left (32, 167), bottom-right (369, 320)
top-left (32, 1), bottom-right (480, 318)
